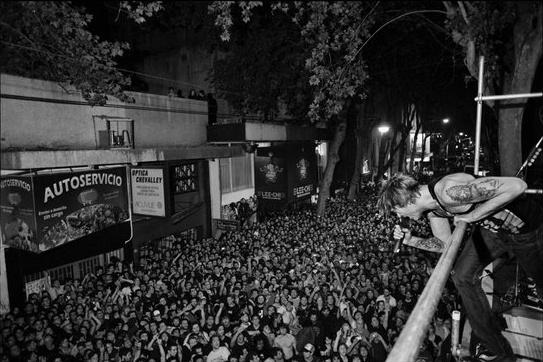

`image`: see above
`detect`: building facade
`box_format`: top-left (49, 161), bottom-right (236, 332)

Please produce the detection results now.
top-left (0, 73), bottom-right (242, 309)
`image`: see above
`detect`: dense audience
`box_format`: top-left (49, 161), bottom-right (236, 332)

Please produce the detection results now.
top-left (0, 190), bottom-right (461, 362)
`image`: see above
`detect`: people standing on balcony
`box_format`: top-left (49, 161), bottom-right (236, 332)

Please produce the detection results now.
top-left (378, 172), bottom-right (543, 362)
top-left (189, 89), bottom-right (198, 99)
top-left (168, 87), bottom-right (176, 98)
top-left (177, 89), bottom-right (185, 98)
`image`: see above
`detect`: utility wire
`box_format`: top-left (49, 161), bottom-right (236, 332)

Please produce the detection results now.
top-left (1, 38), bottom-right (466, 95)
top-left (0, 39), bottom-right (244, 95)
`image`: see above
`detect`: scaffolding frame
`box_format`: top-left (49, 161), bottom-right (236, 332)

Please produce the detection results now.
top-left (473, 56), bottom-right (543, 175)
top-left (386, 56), bottom-right (543, 362)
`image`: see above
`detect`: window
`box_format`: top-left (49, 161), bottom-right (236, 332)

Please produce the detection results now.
top-left (220, 154), bottom-right (253, 193)
top-left (172, 163), bottom-right (198, 194)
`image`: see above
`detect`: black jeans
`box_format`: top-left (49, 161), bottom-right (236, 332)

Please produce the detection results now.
top-left (451, 224), bottom-right (543, 357)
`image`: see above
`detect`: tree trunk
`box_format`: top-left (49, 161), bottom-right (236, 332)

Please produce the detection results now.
top-left (317, 118), bottom-right (347, 217)
top-left (386, 127), bottom-right (398, 173)
top-left (382, 127), bottom-right (410, 173)
top-left (376, 136), bottom-right (386, 180)
top-left (347, 103), bottom-right (368, 201)
top-left (398, 132), bottom-right (406, 172)
top-left (498, 2), bottom-right (542, 176)
top-left (409, 117), bottom-right (421, 174)
top-left (347, 128), bottom-right (363, 200)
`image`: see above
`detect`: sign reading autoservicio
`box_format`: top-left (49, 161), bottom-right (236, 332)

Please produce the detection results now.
top-left (130, 167), bottom-right (167, 217)
top-left (0, 167), bottom-right (129, 253)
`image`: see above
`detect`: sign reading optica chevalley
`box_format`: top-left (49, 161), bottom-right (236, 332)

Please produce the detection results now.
top-left (0, 167), bottom-right (129, 252)
top-left (130, 168), bottom-right (167, 217)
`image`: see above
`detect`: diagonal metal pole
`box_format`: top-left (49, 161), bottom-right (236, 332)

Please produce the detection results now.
top-left (385, 222), bottom-right (467, 362)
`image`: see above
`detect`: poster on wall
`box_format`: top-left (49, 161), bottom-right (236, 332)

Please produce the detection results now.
top-left (32, 167), bottom-right (129, 252)
top-left (0, 176), bottom-right (38, 252)
top-left (25, 276), bottom-right (50, 298)
top-left (254, 153), bottom-right (287, 201)
top-left (289, 144), bottom-right (317, 200)
top-left (131, 167), bottom-right (168, 217)
top-left (214, 218), bottom-right (240, 231)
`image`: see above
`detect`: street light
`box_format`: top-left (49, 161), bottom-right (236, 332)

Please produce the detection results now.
top-left (442, 118), bottom-right (450, 124)
top-left (378, 125), bottom-right (390, 135)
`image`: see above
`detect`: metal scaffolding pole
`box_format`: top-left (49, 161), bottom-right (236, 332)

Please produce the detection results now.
top-left (475, 93), bottom-right (543, 102)
top-left (474, 57), bottom-right (485, 175)
top-left (473, 56), bottom-right (543, 176)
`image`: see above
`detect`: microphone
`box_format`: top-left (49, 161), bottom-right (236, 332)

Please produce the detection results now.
top-left (393, 236), bottom-right (403, 253)
top-left (394, 218), bottom-right (409, 253)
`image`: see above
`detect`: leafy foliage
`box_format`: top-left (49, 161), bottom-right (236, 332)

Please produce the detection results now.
top-left (119, 1), bottom-right (163, 24)
top-left (209, 1), bottom-right (378, 123)
top-left (0, 1), bottom-right (161, 105)
top-left (211, 4), bottom-right (312, 121)
top-left (444, 1), bottom-right (516, 92)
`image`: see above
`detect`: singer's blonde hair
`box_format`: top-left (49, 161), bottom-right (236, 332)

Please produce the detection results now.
top-left (377, 174), bottom-right (421, 216)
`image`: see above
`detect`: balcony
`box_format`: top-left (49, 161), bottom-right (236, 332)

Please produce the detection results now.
top-left (207, 119), bottom-right (331, 143)
top-left (0, 74), bottom-right (242, 169)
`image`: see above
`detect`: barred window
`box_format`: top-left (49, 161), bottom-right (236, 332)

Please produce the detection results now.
top-left (220, 154), bottom-right (253, 193)
top-left (172, 163), bottom-right (198, 194)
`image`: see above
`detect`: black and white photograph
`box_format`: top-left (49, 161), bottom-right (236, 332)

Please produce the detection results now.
top-left (0, 1), bottom-right (542, 361)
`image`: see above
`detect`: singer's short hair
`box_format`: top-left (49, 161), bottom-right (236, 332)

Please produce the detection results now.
top-left (377, 174), bottom-right (421, 215)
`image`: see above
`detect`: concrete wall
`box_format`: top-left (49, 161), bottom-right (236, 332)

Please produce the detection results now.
top-left (133, 46), bottom-right (235, 117)
top-left (208, 160), bottom-right (222, 219)
top-left (222, 188), bottom-right (255, 206)
top-left (0, 74), bottom-right (209, 151)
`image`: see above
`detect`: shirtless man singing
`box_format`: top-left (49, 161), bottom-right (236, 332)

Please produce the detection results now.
top-left (377, 173), bottom-right (543, 362)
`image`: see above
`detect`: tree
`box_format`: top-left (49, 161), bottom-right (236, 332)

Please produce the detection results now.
top-left (210, 5), bottom-right (312, 121)
top-left (210, 1), bottom-right (378, 216)
top-left (444, 1), bottom-right (543, 176)
top-left (360, 3), bottom-right (461, 182)
top-left (0, 1), bottom-right (162, 105)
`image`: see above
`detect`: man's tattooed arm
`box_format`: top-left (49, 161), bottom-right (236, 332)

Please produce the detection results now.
top-left (443, 176), bottom-right (526, 223)
top-left (403, 236), bottom-right (444, 253)
top-left (445, 179), bottom-right (502, 204)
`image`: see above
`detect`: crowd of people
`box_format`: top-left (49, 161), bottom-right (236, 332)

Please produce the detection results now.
top-left (221, 197), bottom-right (258, 227)
top-left (168, 88), bottom-right (208, 101)
top-left (167, 87), bottom-right (218, 125)
top-left (0, 191), bottom-right (462, 362)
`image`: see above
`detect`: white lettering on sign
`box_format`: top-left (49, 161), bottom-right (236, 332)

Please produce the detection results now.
top-left (131, 168), bottom-right (166, 217)
top-left (257, 191), bottom-right (285, 200)
top-left (43, 173), bottom-right (122, 203)
top-left (293, 184), bottom-right (313, 198)
top-left (0, 179), bottom-right (31, 191)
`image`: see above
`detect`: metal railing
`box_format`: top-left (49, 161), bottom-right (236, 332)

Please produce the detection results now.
top-left (385, 222), bottom-right (467, 362)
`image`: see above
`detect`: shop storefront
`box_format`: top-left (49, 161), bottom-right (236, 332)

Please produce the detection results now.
top-left (1, 167), bottom-right (132, 306)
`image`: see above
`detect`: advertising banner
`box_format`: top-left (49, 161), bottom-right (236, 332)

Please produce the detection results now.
top-left (214, 218), bottom-right (240, 231)
top-left (254, 153), bottom-right (287, 201)
top-left (32, 167), bottom-right (129, 252)
top-left (289, 144), bottom-right (317, 200)
top-left (25, 276), bottom-right (49, 298)
top-left (0, 176), bottom-right (38, 252)
top-left (131, 167), bottom-right (167, 217)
